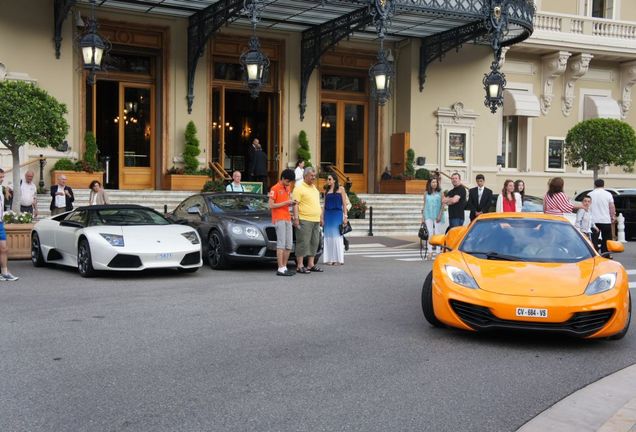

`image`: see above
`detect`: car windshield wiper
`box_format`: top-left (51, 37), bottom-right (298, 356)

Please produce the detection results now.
top-left (464, 251), bottom-right (524, 261)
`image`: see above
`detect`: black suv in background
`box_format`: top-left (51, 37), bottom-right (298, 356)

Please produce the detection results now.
top-left (574, 188), bottom-right (636, 240)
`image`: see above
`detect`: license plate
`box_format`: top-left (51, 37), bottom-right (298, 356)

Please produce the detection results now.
top-left (516, 307), bottom-right (548, 318)
top-left (157, 253), bottom-right (173, 260)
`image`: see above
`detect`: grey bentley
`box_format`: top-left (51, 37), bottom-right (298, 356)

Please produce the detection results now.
top-left (168, 192), bottom-right (322, 270)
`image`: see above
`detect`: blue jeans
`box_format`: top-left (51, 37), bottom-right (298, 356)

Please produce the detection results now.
top-left (448, 218), bottom-right (464, 229)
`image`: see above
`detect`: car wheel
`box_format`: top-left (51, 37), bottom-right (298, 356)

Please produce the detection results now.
top-left (77, 238), bottom-right (96, 278)
top-left (207, 231), bottom-right (228, 270)
top-left (31, 232), bottom-right (46, 267)
top-left (422, 271), bottom-right (444, 328)
top-left (608, 293), bottom-right (631, 340)
top-left (178, 267), bottom-right (199, 274)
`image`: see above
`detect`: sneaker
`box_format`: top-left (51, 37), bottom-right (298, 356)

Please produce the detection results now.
top-left (276, 269), bottom-right (295, 276)
top-left (1, 273), bottom-right (19, 281)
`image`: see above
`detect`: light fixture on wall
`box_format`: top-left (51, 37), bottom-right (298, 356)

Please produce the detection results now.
top-left (78, 0), bottom-right (110, 86)
top-left (369, 0), bottom-right (395, 106)
top-left (483, 1), bottom-right (509, 113)
top-left (239, 0), bottom-right (270, 98)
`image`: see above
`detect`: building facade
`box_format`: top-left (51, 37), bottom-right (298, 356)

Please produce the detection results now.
top-left (0, 0), bottom-right (634, 197)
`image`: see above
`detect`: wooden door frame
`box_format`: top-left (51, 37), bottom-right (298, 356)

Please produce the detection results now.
top-left (117, 82), bottom-right (156, 189)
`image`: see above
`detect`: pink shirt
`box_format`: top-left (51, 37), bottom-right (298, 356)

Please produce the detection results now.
top-left (544, 192), bottom-right (573, 215)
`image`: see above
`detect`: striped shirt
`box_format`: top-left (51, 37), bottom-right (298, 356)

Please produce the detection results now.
top-left (543, 192), bottom-right (573, 215)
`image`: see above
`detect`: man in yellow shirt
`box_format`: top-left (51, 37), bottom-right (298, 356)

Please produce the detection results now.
top-left (292, 167), bottom-right (323, 274)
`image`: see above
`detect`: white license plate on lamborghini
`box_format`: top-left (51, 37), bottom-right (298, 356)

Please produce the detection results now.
top-left (157, 253), bottom-right (173, 260)
top-left (516, 307), bottom-right (548, 318)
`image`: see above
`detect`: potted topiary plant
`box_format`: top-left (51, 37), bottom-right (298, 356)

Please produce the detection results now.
top-left (379, 148), bottom-right (429, 194)
top-left (3, 210), bottom-right (34, 259)
top-left (50, 131), bottom-right (105, 189)
top-left (165, 121), bottom-right (212, 190)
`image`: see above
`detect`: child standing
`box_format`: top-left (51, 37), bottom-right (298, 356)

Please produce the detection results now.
top-left (575, 196), bottom-right (598, 242)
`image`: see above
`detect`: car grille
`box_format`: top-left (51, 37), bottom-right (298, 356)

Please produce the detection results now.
top-left (236, 246), bottom-right (263, 256)
top-left (180, 251), bottom-right (201, 266)
top-left (449, 300), bottom-right (615, 337)
top-left (265, 227), bottom-right (277, 242)
top-left (108, 254), bottom-right (142, 268)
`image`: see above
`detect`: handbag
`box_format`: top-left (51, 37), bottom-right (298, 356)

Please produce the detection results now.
top-left (339, 221), bottom-right (352, 235)
top-left (418, 222), bottom-right (429, 241)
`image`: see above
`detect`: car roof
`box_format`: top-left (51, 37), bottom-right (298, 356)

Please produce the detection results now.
top-left (75, 204), bottom-right (155, 211)
top-left (201, 192), bottom-right (266, 197)
top-left (474, 212), bottom-right (569, 222)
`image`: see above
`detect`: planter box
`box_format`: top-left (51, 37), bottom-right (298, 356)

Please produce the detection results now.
top-left (379, 179), bottom-right (428, 194)
top-left (51, 170), bottom-right (104, 190)
top-left (165, 174), bottom-right (210, 191)
top-left (6, 223), bottom-right (33, 260)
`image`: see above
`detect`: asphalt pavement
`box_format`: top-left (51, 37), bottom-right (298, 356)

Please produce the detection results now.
top-left (0, 238), bottom-right (634, 432)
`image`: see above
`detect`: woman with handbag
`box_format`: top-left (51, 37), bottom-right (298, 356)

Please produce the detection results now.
top-left (422, 177), bottom-right (445, 259)
top-left (322, 174), bottom-right (348, 265)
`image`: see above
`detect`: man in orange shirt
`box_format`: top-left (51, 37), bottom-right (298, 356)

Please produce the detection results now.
top-left (269, 169), bottom-right (297, 276)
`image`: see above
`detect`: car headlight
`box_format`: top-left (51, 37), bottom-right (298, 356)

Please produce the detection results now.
top-left (100, 233), bottom-right (124, 247)
top-left (229, 223), bottom-right (264, 240)
top-left (181, 231), bottom-right (200, 245)
top-left (585, 273), bottom-right (617, 295)
top-left (444, 265), bottom-right (479, 289)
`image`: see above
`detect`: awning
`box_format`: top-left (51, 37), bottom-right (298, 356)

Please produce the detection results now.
top-left (584, 95), bottom-right (622, 120)
top-left (503, 90), bottom-right (541, 117)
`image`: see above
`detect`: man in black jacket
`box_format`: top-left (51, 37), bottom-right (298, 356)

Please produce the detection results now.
top-left (249, 139), bottom-right (268, 193)
top-left (50, 175), bottom-right (75, 215)
top-left (467, 174), bottom-right (493, 221)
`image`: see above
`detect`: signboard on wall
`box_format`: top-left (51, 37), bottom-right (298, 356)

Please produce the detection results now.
top-left (545, 137), bottom-right (565, 172)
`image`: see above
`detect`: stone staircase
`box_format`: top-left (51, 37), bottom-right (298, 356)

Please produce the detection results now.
top-left (35, 190), bottom-right (425, 237)
top-left (348, 194), bottom-right (423, 237)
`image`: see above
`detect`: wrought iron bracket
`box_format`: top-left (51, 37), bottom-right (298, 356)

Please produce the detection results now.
top-left (299, 6), bottom-right (371, 120)
top-left (419, 20), bottom-right (487, 91)
top-left (54, 0), bottom-right (77, 59)
top-left (187, 0), bottom-right (244, 114)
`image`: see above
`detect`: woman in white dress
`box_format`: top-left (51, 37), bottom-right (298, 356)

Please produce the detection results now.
top-left (294, 160), bottom-right (305, 183)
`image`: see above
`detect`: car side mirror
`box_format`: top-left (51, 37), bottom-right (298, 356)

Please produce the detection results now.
top-left (59, 220), bottom-right (83, 229)
top-left (187, 206), bottom-right (202, 216)
top-left (428, 234), bottom-right (446, 247)
top-left (605, 240), bottom-right (624, 254)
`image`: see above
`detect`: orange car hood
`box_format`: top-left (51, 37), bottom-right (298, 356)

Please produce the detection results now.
top-left (461, 253), bottom-right (596, 298)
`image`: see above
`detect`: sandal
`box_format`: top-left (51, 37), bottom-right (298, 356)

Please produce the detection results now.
top-left (308, 266), bottom-right (323, 272)
top-left (296, 267), bottom-right (311, 274)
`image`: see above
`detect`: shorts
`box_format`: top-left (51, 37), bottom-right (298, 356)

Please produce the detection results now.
top-left (275, 220), bottom-right (293, 250)
top-left (0, 223), bottom-right (6, 241)
top-left (295, 220), bottom-right (320, 257)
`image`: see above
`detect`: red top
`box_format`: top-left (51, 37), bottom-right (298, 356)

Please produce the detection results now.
top-left (502, 196), bottom-right (516, 212)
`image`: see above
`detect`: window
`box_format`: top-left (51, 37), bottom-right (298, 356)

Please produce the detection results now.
top-left (581, 0), bottom-right (614, 19)
top-left (500, 116), bottom-right (518, 169)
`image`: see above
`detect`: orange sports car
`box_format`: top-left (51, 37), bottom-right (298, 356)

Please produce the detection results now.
top-left (422, 213), bottom-right (631, 339)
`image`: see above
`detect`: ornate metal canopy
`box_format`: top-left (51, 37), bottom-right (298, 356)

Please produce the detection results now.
top-left (55, 0), bottom-right (535, 116)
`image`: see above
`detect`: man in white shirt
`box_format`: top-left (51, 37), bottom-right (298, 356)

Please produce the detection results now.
top-left (226, 170), bottom-right (245, 192)
top-left (588, 178), bottom-right (616, 254)
top-left (20, 170), bottom-right (38, 216)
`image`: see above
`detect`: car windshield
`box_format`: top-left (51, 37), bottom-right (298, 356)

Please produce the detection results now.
top-left (89, 208), bottom-right (170, 226)
top-left (460, 218), bottom-right (594, 263)
top-left (207, 194), bottom-right (270, 213)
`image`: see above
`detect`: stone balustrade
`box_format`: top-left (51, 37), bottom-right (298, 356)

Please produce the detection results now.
top-left (534, 12), bottom-right (636, 40)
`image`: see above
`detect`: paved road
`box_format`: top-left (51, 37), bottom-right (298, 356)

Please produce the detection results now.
top-left (0, 242), bottom-right (634, 432)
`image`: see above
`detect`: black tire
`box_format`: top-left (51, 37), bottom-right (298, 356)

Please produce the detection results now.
top-left (422, 271), bottom-right (444, 328)
top-left (178, 267), bottom-right (199, 274)
top-left (608, 293), bottom-right (631, 340)
top-left (207, 231), bottom-right (229, 270)
top-left (77, 238), bottom-right (96, 278)
top-left (31, 232), bottom-right (46, 267)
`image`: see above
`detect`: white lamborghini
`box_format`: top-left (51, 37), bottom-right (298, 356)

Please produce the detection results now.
top-left (31, 205), bottom-right (202, 277)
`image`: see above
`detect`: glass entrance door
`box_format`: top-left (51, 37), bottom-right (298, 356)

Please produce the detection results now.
top-left (320, 101), bottom-right (367, 192)
top-left (118, 84), bottom-right (154, 189)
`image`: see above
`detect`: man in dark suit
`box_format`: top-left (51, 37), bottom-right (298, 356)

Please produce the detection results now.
top-left (249, 139), bottom-right (268, 193)
top-left (467, 174), bottom-right (493, 221)
top-left (50, 175), bottom-right (75, 215)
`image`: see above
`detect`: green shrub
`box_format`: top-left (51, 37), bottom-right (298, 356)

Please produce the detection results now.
top-left (183, 121), bottom-right (201, 174)
top-left (404, 148), bottom-right (415, 178)
top-left (52, 158), bottom-right (76, 171)
top-left (202, 179), bottom-right (226, 192)
top-left (83, 131), bottom-right (99, 172)
top-left (415, 168), bottom-right (430, 180)
top-left (347, 191), bottom-right (367, 219)
top-left (297, 130), bottom-right (312, 168)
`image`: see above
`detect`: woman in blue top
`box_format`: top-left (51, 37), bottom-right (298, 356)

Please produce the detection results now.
top-left (422, 177), bottom-right (445, 259)
top-left (322, 174), bottom-right (348, 265)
